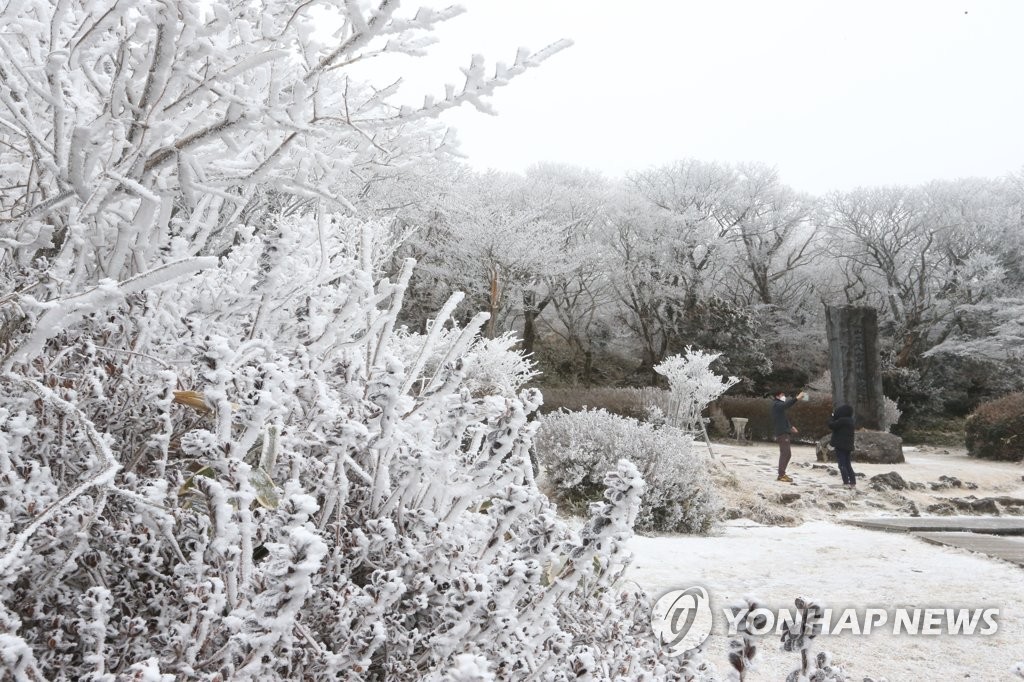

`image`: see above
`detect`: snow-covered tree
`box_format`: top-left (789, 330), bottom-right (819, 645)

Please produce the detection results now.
top-left (654, 347), bottom-right (740, 437)
top-left (629, 160), bottom-right (820, 312)
top-left (0, 0), bottom-right (569, 358)
top-left (606, 168), bottom-right (776, 382)
top-left (0, 2), bottom-right (705, 679)
top-left (435, 170), bottom-right (573, 339)
top-left (822, 180), bottom-right (1015, 368)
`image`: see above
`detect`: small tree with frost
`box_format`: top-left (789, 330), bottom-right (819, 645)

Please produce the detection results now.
top-left (655, 346), bottom-right (740, 449)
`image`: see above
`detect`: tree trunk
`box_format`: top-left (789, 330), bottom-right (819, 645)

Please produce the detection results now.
top-left (487, 271), bottom-right (499, 339)
top-left (521, 291), bottom-right (550, 356)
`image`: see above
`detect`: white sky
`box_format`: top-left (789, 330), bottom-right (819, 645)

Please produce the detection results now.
top-left (373, 0), bottom-right (1024, 195)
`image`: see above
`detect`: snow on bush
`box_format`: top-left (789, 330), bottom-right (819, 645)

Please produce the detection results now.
top-left (0, 0), bottom-right (697, 677)
top-left (780, 597), bottom-right (846, 682)
top-left (535, 409), bottom-right (720, 534)
top-left (880, 395), bottom-right (902, 432)
top-left (0, 218), bottom-right (694, 679)
top-left (391, 327), bottom-right (539, 398)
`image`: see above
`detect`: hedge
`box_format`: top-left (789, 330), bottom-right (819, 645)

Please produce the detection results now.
top-left (538, 386), bottom-right (664, 421)
top-left (717, 395), bottom-right (834, 442)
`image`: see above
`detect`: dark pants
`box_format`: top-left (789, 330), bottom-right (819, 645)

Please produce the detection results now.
top-left (776, 434), bottom-right (792, 476)
top-left (836, 449), bottom-right (856, 485)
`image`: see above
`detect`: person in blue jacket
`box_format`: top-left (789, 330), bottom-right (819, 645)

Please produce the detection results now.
top-left (829, 404), bottom-right (857, 487)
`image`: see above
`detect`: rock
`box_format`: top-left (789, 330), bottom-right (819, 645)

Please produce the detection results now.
top-left (965, 482), bottom-right (978, 490)
top-left (938, 475), bottom-right (963, 488)
top-left (992, 496), bottom-right (1024, 509)
top-left (828, 501), bottom-right (847, 510)
top-left (943, 496), bottom-right (1001, 515)
top-left (908, 481), bottom-right (926, 491)
top-left (816, 431), bottom-right (905, 464)
top-left (893, 495), bottom-right (920, 516)
top-left (947, 498), bottom-right (975, 512)
top-left (869, 471), bottom-right (908, 491)
top-left (778, 493), bottom-right (802, 505)
top-left (926, 502), bottom-right (956, 515)
top-left (971, 498), bottom-right (1001, 515)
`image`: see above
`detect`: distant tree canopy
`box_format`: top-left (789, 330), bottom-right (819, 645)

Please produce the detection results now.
top-left (386, 162), bottom-right (1024, 413)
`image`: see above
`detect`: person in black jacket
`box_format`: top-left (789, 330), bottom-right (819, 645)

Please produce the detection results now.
top-left (829, 404), bottom-right (857, 487)
top-left (771, 390), bottom-right (805, 482)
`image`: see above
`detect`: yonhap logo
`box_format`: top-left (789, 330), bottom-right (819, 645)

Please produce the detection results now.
top-left (651, 586), bottom-right (714, 656)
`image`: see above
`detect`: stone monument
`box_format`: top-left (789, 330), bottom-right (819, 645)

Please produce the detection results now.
top-left (820, 305), bottom-right (904, 464)
top-left (825, 305), bottom-right (885, 430)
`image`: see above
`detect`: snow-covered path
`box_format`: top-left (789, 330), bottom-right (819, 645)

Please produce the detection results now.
top-left (627, 519), bottom-right (1024, 681)
top-left (620, 441), bottom-right (1024, 680)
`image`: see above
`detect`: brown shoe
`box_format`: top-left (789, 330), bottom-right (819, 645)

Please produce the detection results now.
top-left (777, 474), bottom-right (793, 483)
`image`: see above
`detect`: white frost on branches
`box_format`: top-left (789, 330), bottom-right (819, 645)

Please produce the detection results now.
top-left (654, 346), bottom-right (740, 433)
top-left (0, 0), bottom-right (695, 678)
top-left (0, 216), bottom-right (692, 679)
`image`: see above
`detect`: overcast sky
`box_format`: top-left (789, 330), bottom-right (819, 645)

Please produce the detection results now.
top-left (379, 0), bottom-right (1024, 195)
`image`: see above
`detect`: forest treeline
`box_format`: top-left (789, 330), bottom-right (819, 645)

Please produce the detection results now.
top-left (357, 160), bottom-right (1024, 426)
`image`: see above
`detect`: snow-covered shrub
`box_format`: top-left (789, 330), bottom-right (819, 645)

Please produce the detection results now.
top-left (535, 409), bottom-right (720, 534)
top-left (0, 0), bottom-right (697, 674)
top-left (965, 393), bottom-right (1024, 461)
top-left (0, 218), bottom-right (697, 680)
top-left (392, 328), bottom-right (538, 397)
top-left (654, 347), bottom-right (740, 433)
top-left (539, 386), bottom-right (657, 421)
top-left (880, 396), bottom-right (902, 432)
top-left (461, 333), bottom-right (540, 396)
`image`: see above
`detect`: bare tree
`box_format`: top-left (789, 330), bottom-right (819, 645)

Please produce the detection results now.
top-left (719, 164), bottom-right (820, 309)
top-left (0, 0), bottom-right (568, 363)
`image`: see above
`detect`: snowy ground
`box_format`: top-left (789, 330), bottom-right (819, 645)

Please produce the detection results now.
top-left (710, 441), bottom-right (1024, 524)
top-left (625, 441), bottom-right (1024, 681)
